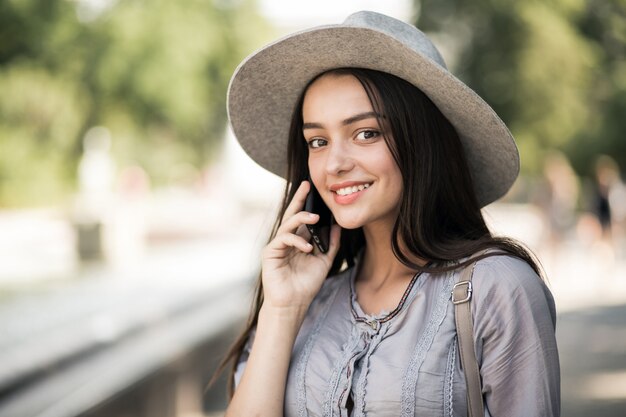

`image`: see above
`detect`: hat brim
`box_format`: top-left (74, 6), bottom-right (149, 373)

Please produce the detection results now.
top-left (227, 25), bottom-right (519, 207)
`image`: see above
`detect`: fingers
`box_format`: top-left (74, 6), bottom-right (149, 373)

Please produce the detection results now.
top-left (266, 231), bottom-right (314, 255)
top-left (269, 180), bottom-right (342, 260)
top-left (278, 180), bottom-right (321, 235)
top-left (295, 224), bottom-right (312, 241)
top-left (271, 220), bottom-right (316, 255)
top-left (282, 180), bottom-right (311, 224)
top-left (279, 211), bottom-right (319, 235)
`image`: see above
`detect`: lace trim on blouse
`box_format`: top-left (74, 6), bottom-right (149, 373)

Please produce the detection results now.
top-left (401, 271), bottom-right (455, 417)
top-left (444, 335), bottom-right (457, 417)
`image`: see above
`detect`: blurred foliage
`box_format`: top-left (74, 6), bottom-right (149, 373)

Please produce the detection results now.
top-left (3, 0), bottom-right (624, 206)
top-left (416, 0), bottom-right (626, 177)
top-left (0, 0), bottom-right (271, 207)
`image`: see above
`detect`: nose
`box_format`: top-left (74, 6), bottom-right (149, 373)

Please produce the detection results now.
top-left (324, 138), bottom-right (355, 176)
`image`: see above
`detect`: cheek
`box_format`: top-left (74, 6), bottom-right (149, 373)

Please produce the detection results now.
top-left (369, 148), bottom-right (401, 181)
top-left (373, 155), bottom-right (403, 201)
top-left (391, 168), bottom-right (404, 201)
top-left (307, 156), bottom-right (321, 178)
top-left (307, 157), bottom-right (325, 191)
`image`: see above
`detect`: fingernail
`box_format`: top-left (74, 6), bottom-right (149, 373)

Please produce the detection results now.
top-left (309, 213), bottom-right (318, 218)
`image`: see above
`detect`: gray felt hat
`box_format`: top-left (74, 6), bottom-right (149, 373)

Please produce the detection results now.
top-left (227, 10), bottom-right (520, 207)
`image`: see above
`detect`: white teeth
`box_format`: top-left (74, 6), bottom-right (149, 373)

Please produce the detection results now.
top-left (336, 183), bottom-right (371, 196)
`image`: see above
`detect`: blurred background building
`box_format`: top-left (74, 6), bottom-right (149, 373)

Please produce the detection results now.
top-left (0, 0), bottom-right (625, 416)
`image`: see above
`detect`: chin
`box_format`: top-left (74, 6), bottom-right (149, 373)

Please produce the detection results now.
top-left (332, 216), bottom-right (365, 230)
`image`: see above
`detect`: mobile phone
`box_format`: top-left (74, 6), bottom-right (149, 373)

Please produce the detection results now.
top-left (304, 179), bottom-right (333, 253)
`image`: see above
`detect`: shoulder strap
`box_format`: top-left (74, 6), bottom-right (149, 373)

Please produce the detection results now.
top-left (452, 256), bottom-right (485, 417)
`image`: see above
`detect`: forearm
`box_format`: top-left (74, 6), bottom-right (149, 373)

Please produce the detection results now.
top-left (225, 304), bottom-right (307, 417)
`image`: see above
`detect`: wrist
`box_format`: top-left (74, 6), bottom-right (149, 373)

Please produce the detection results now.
top-left (260, 303), bottom-right (308, 327)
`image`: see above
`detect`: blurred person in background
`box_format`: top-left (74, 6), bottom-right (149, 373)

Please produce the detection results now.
top-left (592, 156), bottom-right (615, 237)
top-left (590, 155), bottom-right (626, 255)
top-left (212, 11), bottom-right (560, 416)
top-left (534, 151), bottom-right (579, 256)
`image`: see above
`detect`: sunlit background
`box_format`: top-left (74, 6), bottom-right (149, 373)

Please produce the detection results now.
top-left (1, 0), bottom-right (625, 416)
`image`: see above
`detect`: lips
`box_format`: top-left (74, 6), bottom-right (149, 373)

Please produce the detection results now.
top-left (330, 181), bottom-right (373, 205)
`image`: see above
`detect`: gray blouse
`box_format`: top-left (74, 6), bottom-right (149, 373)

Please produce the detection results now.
top-left (234, 251), bottom-right (560, 417)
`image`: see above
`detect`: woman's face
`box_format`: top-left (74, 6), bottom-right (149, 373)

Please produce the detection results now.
top-left (302, 73), bottom-right (403, 231)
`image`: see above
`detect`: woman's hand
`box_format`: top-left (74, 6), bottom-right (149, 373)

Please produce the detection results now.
top-left (261, 180), bottom-right (341, 311)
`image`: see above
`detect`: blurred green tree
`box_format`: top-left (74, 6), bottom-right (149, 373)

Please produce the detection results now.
top-left (0, 0), bottom-right (270, 206)
top-left (415, 0), bottom-right (625, 177)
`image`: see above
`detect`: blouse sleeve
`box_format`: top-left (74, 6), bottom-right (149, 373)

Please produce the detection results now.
top-left (471, 255), bottom-right (561, 417)
top-left (233, 326), bottom-right (257, 390)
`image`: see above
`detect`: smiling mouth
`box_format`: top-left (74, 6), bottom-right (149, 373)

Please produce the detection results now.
top-left (334, 183), bottom-right (372, 196)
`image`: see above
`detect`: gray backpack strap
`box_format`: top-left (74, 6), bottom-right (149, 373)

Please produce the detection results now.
top-left (452, 256), bottom-right (485, 417)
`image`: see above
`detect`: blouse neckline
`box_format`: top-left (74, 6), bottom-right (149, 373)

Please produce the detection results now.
top-left (348, 248), bottom-right (429, 331)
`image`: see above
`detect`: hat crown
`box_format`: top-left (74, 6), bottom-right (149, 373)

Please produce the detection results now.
top-left (343, 11), bottom-right (448, 70)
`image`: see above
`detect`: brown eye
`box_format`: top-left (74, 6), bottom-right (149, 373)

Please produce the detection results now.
top-left (308, 138), bottom-right (327, 148)
top-left (356, 130), bottom-right (380, 141)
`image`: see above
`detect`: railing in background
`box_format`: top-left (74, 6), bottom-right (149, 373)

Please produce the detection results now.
top-left (0, 277), bottom-right (251, 417)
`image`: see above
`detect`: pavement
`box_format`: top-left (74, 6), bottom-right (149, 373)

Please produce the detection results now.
top-left (559, 304), bottom-right (626, 417)
top-left (545, 241), bottom-right (626, 417)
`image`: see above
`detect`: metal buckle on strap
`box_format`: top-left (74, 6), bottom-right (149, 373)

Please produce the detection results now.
top-left (451, 280), bottom-right (473, 305)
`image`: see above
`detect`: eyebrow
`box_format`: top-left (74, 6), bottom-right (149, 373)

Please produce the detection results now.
top-left (302, 111), bottom-right (383, 130)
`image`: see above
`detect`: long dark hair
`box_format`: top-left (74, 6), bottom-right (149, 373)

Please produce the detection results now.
top-left (207, 67), bottom-right (544, 398)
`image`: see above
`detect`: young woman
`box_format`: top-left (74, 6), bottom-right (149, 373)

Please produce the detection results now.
top-left (215, 11), bottom-right (560, 417)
